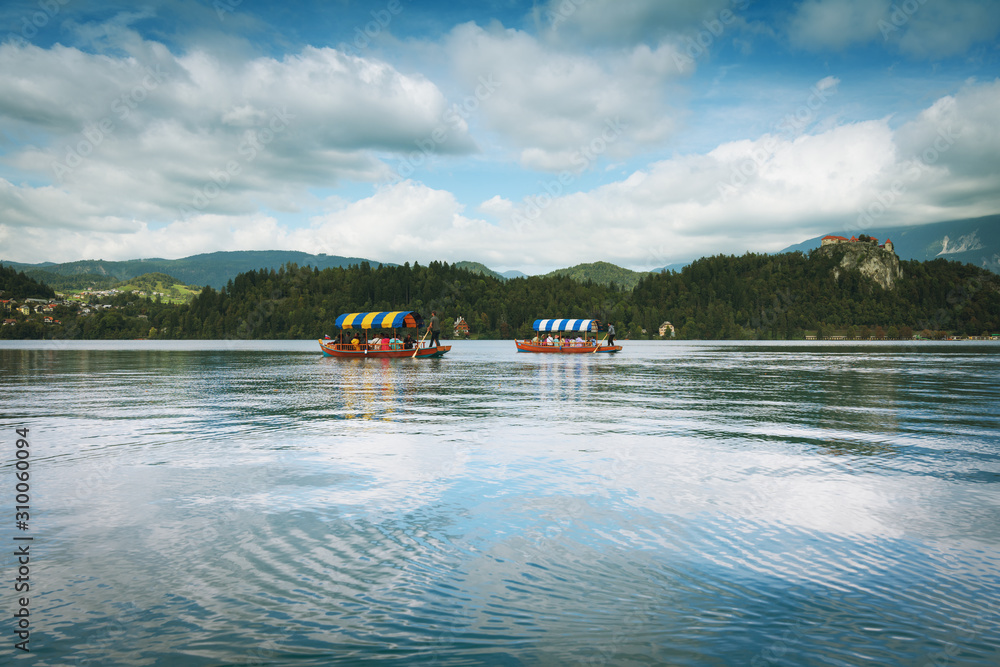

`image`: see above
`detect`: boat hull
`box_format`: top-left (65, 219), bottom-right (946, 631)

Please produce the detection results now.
top-left (319, 340), bottom-right (451, 359)
top-left (515, 340), bottom-right (622, 354)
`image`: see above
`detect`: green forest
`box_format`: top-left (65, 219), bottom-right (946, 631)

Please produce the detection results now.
top-left (2, 249), bottom-right (998, 341)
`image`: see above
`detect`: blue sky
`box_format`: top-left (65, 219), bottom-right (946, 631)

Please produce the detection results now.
top-left (1, 0), bottom-right (998, 273)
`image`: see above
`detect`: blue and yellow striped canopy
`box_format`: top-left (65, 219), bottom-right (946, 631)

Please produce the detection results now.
top-left (335, 311), bottom-right (423, 330)
top-left (533, 319), bottom-right (599, 333)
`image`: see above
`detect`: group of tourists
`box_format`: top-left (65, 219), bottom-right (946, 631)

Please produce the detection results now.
top-left (528, 323), bottom-right (615, 347)
top-left (531, 334), bottom-right (595, 347)
top-left (343, 331), bottom-right (416, 351)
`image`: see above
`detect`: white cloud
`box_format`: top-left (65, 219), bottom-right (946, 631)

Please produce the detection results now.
top-left (0, 35), bottom-right (475, 227)
top-left (0, 211), bottom-right (294, 265)
top-left (787, 0), bottom-right (1000, 57)
top-left (788, 0), bottom-right (890, 50)
top-left (290, 182), bottom-right (501, 265)
top-left (5, 82), bottom-right (1000, 271)
top-left (444, 22), bottom-right (681, 172)
top-left (893, 1), bottom-right (1000, 58)
top-left (1, 7), bottom-right (997, 276)
top-left (482, 80), bottom-right (1000, 270)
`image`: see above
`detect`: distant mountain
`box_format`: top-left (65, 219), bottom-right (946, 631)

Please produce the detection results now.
top-left (0, 251), bottom-right (388, 289)
top-left (543, 261), bottom-right (651, 289)
top-left (501, 270), bottom-right (528, 279)
top-left (454, 261), bottom-right (507, 281)
top-left (453, 262), bottom-right (532, 281)
top-left (780, 215), bottom-right (1000, 274)
top-left (650, 262), bottom-right (691, 274)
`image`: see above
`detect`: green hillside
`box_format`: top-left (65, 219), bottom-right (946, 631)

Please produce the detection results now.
top-left (454, 261), bottom-right (507, 280)
top-left (633, 250), bottom-right (999, 339)
top-left (113, 273), bottom-right (201, 303)
top-left (0, 251), bottom-right (389, 289)
top-left (543, 261), bottom-right (651, 289)
top-left (4, 252), bottom-right (999, 341)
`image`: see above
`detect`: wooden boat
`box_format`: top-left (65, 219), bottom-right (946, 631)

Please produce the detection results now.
top-left (515, 318), bottom-right (622, 354)
top-left (319, 310), bottom-right (451, 359)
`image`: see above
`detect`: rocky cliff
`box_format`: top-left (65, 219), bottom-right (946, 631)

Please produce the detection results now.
top-left (818, 242), bottom-right (903, 290)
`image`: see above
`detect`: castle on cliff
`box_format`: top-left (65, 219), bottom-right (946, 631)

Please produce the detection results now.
top-left (822, 235), bottom-right (894, 253)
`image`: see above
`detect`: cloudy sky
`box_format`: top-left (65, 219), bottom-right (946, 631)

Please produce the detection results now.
top-left (1, 0), bottom-right (998, 273)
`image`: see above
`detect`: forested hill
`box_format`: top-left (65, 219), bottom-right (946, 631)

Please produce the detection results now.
top-left (4, 252), bottom-right (999, 340)
top-left (543, 261), bottom-right (650, 289)
top-left (130, 252), bottom-right (1000, 340)
top-left (0, 264), bottom-right (56, 300)
top-left (633, 249), bottom-right (1000, 338)
top-left (180, 261), bottom-right (621, 340)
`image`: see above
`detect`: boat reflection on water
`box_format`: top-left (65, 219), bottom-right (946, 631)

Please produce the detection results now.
top-left (323, 357), bottom-right (416, 421)
top-left (532, 356), bottom-right (594, 403)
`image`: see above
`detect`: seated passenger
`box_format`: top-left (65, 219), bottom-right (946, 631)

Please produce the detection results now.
top-left (380, 335), bottom-right (390, 350)
top-left (404, 334), bottom-right (414, 350)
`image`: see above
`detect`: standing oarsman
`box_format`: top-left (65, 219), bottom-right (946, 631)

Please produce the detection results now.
top-left (606, 322), bottom-right (615, 347)
top-left (428, 311), bottom-right (441, 348)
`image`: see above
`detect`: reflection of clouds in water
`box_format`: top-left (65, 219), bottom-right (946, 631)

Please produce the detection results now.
top-left (550, 433), bottom-right (970, 543)
top-left (266, 433), bottom-right (488, 520)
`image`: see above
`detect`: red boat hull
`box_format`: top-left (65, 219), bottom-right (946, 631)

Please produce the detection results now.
top-left (319, 340), bottom-right (450, 359)
top-left (515, 340), bottom-right (622, 354)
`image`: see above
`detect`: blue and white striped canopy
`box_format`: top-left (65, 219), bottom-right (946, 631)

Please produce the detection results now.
top-left (532, 318), bottom-right (599, 333)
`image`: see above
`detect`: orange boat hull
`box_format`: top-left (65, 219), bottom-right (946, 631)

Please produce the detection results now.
top-left (319, 340), bottom-right (451, 358)
top-left (515, 340), bottom-right (621, 354)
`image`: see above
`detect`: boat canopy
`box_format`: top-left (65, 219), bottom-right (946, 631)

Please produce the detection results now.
top-left (335, 311), bottom-right (424, 330)
top-left (532, 318), bottom-right (600, 333)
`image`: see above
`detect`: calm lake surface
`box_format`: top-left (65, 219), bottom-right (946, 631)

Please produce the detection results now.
top-left (2, 339), bottom-right (999, 665)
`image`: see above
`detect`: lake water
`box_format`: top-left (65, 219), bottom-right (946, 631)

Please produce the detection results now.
top-left (2, 339), bottom-right (999, 665)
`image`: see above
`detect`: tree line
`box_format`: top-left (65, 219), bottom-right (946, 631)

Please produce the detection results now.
top-left (2, 251), bottom-right (998, 340)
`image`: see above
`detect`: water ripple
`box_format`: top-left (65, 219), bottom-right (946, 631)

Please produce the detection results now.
top-left (4, 341), bottom-right (1000, 665)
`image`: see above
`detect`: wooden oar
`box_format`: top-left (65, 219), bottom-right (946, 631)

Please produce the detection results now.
top-left (412, 327), bottom-right (429, 358)
top-left (593, 335), bottom-right (607, 353)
